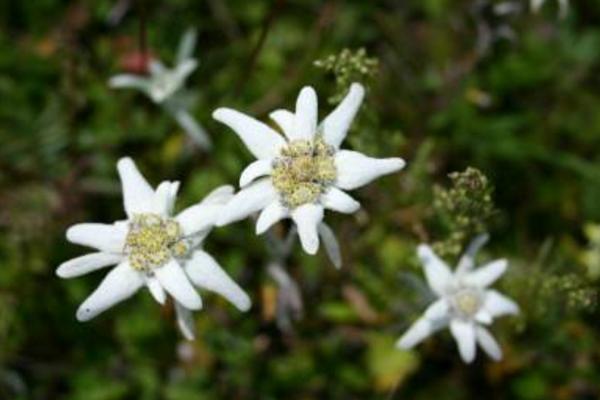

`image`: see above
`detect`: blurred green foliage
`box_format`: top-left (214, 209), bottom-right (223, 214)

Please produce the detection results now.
top-left (1, 0), bottom-right (600, 399)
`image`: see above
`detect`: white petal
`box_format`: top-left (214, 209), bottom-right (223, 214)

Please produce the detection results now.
top-left (174, 301), bottom-right (196, 340)
top-left (462, 259), bottom-right (507, 288)
top-left (455, 233), bottom-right (489, 275)
top-left (321, 187), bottom-right (360, 214)
top-left (396, 318), bottom-right (435, 349)
top-left (240, 159), bottom-right (272, 187)
top-left (291, 204), bottom-right (324, 255)
top-left (201, 185), bottom-right (234, 205)
top-left (269, 109), bottom-right (295, 139)
top-left (185, 250), bottom-right (251, 311)
top-left (558, 0), bottom-right (568, 17)
top-left (176, 203), bottom-right (223, 236)
top-left (322, 83), bottom-right (365, 148)
top-left (149, 60), bottom-right (166, 75)
top-left (424, 298), bottom-right (450, 320)
top-left (212, 108), bottom-right (286, 159)
top-left (76, 262), bottom-right (143, 321)
top-left (318, 222), bottom-right (342, 269)
top-left (216, 179), bottom-right (276, 226)
top-left (154, 259), bottom-right (202, 310)
top-left (450, 319), bottom-right (477, 363)
top-left (108, 74), bottom-right (150, 91)
top-left (145, 276), bottom-right (166, 304)
top-left (172, 108), bottom-right (212, 149)
top-left (475, 309), bottom-right (493, 325)
top-left (176, 28), bottom-right (197, 64)
top-left (66, 223), bottom-right (126, 253)
top-left (117, 157), bottom-right (155, 217)
top-left (167, 182), bottom-right (180, 215)
top-left (152, 181), bottom-right (175, 216)
top-left (417, 244), bottom-right (454, 296)
top-left (256, 200), bottom-right (288, 234)
top-left (174, 59), bottom-right (198, 81)
top-left (476, 326), bottom-right (502, 361)
top-left (292, 86), bottom-right (318, 140)
top-left (483, 290), bottom-right (519, 318)
top-left (57, 252), bottom-right (123, 278)
top-left (335, 150), bottom-right (405, 190)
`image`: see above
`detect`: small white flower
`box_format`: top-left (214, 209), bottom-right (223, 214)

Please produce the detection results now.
top-left (212, 83), bottom-right (405, 266)
top-left (396, 235), bottom-right (519, 363)
top-left (109, 29), bottom-right (211, 149)
top-left (531, 0), bottom-right (568, 18)
top-left (56, 157), bottom-right (250, 339)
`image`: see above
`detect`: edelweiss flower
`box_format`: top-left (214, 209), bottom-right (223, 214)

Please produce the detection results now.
top-left (396, 235), bottom-right (519, 363)
top-left (212, 83), bottom-right (405, 266)
top-left (56, 158), bottom-right (250, 339)
top-left (109, 29), bottom-right (211, 149)
top-left (531, 0), bottom-right (568, 18)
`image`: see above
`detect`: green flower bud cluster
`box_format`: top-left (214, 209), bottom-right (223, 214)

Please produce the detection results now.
top-left (432, 167), bottom-right (498, 260)
top-left (539, 273), bottom-right (597, 312)
top-left (314, 48), bottom-right (379, 103)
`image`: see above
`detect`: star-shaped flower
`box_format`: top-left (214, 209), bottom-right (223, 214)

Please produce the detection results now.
top-left (212, 83), bottom-right (405, 266)
top-left (396, 235), bottom-right (519, 363)
top-left (109, 29), bottom-right (211, 149)
top-left (57, 157), bottom-right (250, 339)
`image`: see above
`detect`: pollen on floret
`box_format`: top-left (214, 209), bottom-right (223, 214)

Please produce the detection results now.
top-left (452, 288), bottom-right (482, 318)
top-left (271, 136), bottom-right (337, 209)
top-left (125, 213), bottom-right (190, 271)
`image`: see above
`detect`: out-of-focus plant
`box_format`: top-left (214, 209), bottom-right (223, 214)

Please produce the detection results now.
top-left (531, 0), bottom-right (569, 18)
top-left (109, 28), bottom-right (211, 149)
top-left (314, 48), bottom-right (379, 104)
top-left (582, 223), bottom-right (600, 280)
top-left (397, 235), bottom-right (519, 363)
top-left (431, 167), bottom-right (498, 260)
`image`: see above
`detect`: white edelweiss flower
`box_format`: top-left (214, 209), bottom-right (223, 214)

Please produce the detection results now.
top-left (531, 0), bottom-right (568, 18)
top-left (396, 235), bottom-right (519, 363)
top-left (212, 83), bottom-right (405, 266)
top-left (108, 29), bottom-right (211, 149)
top-left (56, 158), bottom-right (250, 339)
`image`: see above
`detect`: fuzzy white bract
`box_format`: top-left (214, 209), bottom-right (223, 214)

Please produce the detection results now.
top-left (56, 157), bottom-right (250, 339)
top-left (531, 0), bottom-right (568, 18)
top-left (396, 235), bottom-right (519, 363)
top-left (108, 29), bottom-right (211, 149)
top-left (212, 83), bottom-right (405, 267)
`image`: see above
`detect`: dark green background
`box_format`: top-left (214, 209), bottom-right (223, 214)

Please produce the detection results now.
top-left (1, 0), bottom-right (600, 399)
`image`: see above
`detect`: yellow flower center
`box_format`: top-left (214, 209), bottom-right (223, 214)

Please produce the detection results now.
top-left (452, 289), bottom-right (482, 317)
top-left (125, 213), bottom-right (189, 271)
top-left (271, 136), bottom-right (337, 209)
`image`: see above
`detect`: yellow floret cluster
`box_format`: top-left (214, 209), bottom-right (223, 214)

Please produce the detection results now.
top-left (271, 136), bottom-right (337, 209)
top-left (125, 213), bottom-right (189, 271)
top-left (452, 289), bottom-right (482, 318)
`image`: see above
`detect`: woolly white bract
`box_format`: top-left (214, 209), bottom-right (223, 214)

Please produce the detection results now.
top-left (56, 157), bottom-right (250, 339)
top-left (396, 235), bottom-right (519, 363)
top-left (108, 29), bottom-right (211, 149)
top-left (212, 83), bottom-right (405, 267)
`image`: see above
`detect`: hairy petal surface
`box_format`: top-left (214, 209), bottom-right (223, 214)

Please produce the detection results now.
top-left (76, 262), bottom-right (143, 321)
top-left (185, 250), bottom-right (251, 311)
top-left (335, 150), bottom-right (405, 190)
top-left (322, 83), bottom-right (365, 148)
top-left (292, 204), bottom-right (324, 255)
top-left (213, 108), bottom-right (286, 159)
top-left (57, 252), bottom-right (123, 279)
